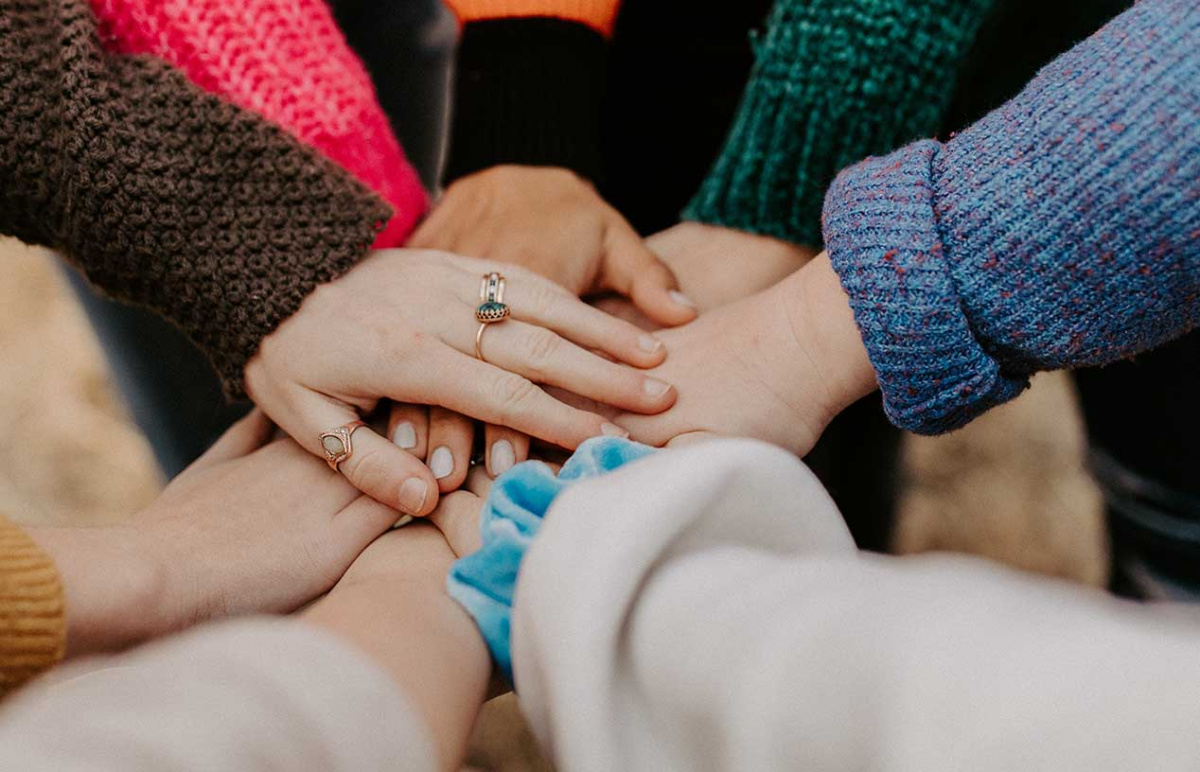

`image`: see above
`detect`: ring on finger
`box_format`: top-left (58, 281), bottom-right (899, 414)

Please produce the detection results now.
top-left (475, 271), bottom-right (511, 361)
top-left (318, 419), bottom-right (367, 472)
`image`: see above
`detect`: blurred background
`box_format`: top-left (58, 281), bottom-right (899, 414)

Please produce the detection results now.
top-left (1, 234), bottom-right (1107, 770)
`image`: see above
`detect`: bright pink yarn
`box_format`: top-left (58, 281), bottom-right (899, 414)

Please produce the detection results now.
top-left (90, 0), bottom-right (427, 247)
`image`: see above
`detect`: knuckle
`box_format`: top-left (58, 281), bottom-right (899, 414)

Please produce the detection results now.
top-left (492, 375), bottom-right (540, 423)
top-left (524, 328), bottom-right (561, 374)
top-left (345, 444), bottom-right (393, 494)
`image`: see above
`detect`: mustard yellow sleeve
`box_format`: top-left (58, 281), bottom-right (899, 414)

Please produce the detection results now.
top-left (0, 516), bottom-right (65, 698)
top-left (441, 0), bottom-right (621, 36)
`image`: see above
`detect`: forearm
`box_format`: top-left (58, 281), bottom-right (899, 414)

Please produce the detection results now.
top-left (302, 529), bottom-right (490, 772)
top-left (685, 0), bottom-right (995, 246)
top-left (0, 0), bottom-right (388, 397)
top-left (823, 0), bottom-right (1200, 434)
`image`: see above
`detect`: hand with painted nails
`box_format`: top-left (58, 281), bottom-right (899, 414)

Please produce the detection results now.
top-left (408, 166), bottom-right (699, 327)
top-left (244, 249), bottom-right (674, 517)
top-left (615, 254), bottom-right (877, 456)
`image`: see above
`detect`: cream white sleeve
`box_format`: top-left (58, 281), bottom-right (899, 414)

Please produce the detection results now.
top-left (0, 618), bottom-right (436, 772)
top-left (512, 439), bottom-right (1200, 772)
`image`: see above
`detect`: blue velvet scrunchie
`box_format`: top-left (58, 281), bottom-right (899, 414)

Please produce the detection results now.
top-left (447, 437), bottom-right (656, 682)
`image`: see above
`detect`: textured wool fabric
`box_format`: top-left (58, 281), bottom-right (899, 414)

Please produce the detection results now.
top-left (443, 18), bottom-right (608, 183)
top-left (684, 0), bottom-right (995, 247)
top-left (90, 0), bottom-right (427, 247)
top-left (823, 0), bottom-right (1200, 435)
top-left (442, 0), bottom-right (620, 35)
top-left (0, 517), bottom-right (65, 698)
top-left (0, 0), bottom-right (390, 397)
top-left (447, 437), bottom-right (655, 681)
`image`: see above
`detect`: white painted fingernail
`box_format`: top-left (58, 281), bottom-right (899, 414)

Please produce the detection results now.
top-left (600, 422), bottom-right (629, 438)
top-left (639, 334), bottom-right (663, 353)
top-left (490, 440), bottom-right (515, 477)
top-left (392, 421), bottom-right (417, 449)
top-left (397, 478), bottom-right (428, 515)
top-left (669, 290), bottom-right (697, 309)
top-left (644, 378), bottom-right (672, 398)
top-left (430, 446), bottom-right (454, 479)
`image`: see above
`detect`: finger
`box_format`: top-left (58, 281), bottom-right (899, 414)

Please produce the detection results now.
top-left (428, 490), bottom-right (484, 558)
top-left (478, 320), bottom-right (676, 414)
top-left (387, 403), bottom-right (429, 458)
top-left (665, 430), bottom-right (721, 448)
top-left (603, 224), bottom-right (698, 327)
top-left (191, 408), bottom-right (274, 470)
top-left (502, 278), bottom-right (667, 368)
top-left (330, 494), bottom-right (411, 554)
top-left (294, 390), bottom-right (438, 518)
top-left (415, 347), bottom-right (628, 450)
top-left (483, 424), bottom-right (529, 478)
top-left (426, 408), bottom-right (475, 493)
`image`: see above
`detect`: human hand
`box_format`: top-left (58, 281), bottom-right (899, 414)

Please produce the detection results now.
top-left (409, 165), bottom-right (697, 326)
top-left (245, 249), bottom-right (677, 516)
top-left (592, 221), bottom-right (817, 330)
top-left (614, 254), bottom-right (878, 454)
top-left (28, 411), bottom-right (404, 657)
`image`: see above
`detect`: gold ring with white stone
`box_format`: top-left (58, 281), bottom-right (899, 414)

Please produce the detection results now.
top-left (318, 420), bottom-right (367, 472)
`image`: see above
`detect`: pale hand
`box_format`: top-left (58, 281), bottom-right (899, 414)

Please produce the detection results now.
top-left (244, 249), bottom-right (676, 516)
top-left (615, 254), bottom-right (878, 455)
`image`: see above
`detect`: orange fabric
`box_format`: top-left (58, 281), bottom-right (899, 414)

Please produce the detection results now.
top-left (441, 0), bottom-right (622, 36)
top-left (0, 517), bottom-right (65, 698)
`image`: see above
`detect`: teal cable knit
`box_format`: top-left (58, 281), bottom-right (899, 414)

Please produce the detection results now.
top-left (684, 0), bottom-right (995, 246)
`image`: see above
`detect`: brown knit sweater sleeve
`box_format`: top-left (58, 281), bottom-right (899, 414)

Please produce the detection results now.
top-left (0, 0), bottom-right (392, 397)
top-left (0, 516), bottom-right (65, 698)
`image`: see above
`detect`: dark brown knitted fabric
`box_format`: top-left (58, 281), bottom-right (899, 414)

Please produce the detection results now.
top-left (0, 0), bottom-right (391, 398)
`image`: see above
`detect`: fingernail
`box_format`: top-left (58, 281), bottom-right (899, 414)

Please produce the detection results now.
top-left (638, 334), bottom-right (663, 353)
top-left (397, 478), bottom-right (428, 515)
top-left (600, 422), bottom-right (629, 438)
top-left (392, 421), bottom-right (417, 449)
top-left (643, 378), bottom-right (672, 398)
top-left (490, 440), bottom-right (515, 477)
top-left (430, 446), bottom-right (454, 479)
top-left (669, 290), bottom-right (697, 309)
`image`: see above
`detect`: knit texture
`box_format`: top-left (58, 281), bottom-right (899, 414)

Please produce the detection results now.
top-left (684, 0), bottom-right (995, 247)
top-left (0, 0), bottom-right (390, 398)
top-left (441, 0), bottom-right (621, 36)
top-left (0, 517), bottom-right (65, 698)
top-left (89, 0), bottom-right (426, 247)
top-left (823, 0), bottom-right (1200, 434)
top-left (443, 18), bottom-right (608, 183)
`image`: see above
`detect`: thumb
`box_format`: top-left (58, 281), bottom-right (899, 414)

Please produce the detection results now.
top-left (602, 224), bottom-right (698, 327)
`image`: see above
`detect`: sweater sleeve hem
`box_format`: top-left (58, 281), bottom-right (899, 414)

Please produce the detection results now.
top-left (822, 141), bottom-right (1027, 434)
top-left (0, 517), bottom-right (66, 698)
top-left (443, 18), bottom-right (607, 184)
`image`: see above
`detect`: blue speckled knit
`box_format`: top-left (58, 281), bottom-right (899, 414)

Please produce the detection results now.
top-left (822, 0), bottom-right (1200, 435)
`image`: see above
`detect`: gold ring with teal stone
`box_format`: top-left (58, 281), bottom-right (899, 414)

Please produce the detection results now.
top-left (475, 272), bottom-right (510, 360)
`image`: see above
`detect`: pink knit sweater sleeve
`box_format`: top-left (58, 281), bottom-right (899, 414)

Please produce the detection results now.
top-left (90, 0), bottom-right (427, 247)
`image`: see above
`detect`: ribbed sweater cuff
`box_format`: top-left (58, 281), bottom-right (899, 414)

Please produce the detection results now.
top-left (685, 0), bottom-right (995, 247)
top-left (822, 142), bottom-right (1027, 435)
top-left (443, 18), bottom-right (607, 184)
top-left (0, 518), bottom-right (65, 697)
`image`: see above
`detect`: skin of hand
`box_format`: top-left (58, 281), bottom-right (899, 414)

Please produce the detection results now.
top-left (614, 253), bottom-right (879, 455)
top-left (389, 221), bottom-right (818, 487)
top-left (26, 411), bottom-right (405, 658)
top-left (244, 248), bottom-right (676, 516)
top-left (303, 487), bottom-right (492, 772)
top-left (408, 165), bottom-right (698, 326)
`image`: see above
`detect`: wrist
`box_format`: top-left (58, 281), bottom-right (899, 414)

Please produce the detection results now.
top-left (782, 253), bottom-right (878, 425)
top-left (27, 525), bottom-right (169, 657)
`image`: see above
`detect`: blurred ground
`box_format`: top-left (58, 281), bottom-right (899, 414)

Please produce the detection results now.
top-left (0, 237), bottom-right (1106, 769)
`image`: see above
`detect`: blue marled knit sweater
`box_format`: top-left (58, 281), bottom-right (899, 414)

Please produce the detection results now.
top-left (822, 0), bottom-right (1199, 435)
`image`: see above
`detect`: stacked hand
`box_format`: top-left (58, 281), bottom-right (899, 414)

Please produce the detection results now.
top-left (244, 249), bottom-right (676, 516)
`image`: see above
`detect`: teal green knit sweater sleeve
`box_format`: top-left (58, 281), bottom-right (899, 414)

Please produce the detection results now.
top-left (683, 0), bottom-right (994, 246)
